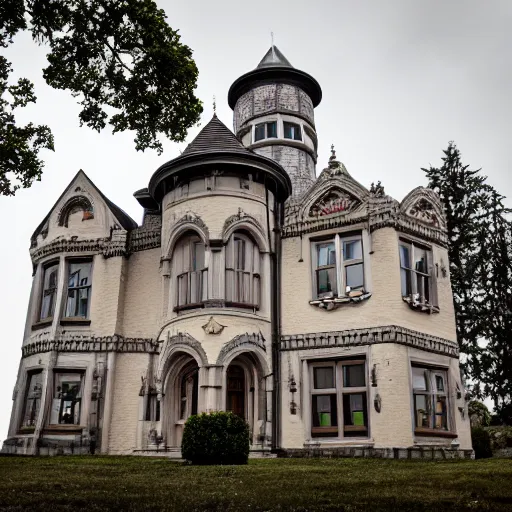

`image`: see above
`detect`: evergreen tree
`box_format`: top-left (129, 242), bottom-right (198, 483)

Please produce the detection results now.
top-left (423, 143), bottom-right (512, 423)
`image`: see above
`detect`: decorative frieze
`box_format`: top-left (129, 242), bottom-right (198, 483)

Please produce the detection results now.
top-left (22, 333), bottom-right (158, 358)
top-left (280, 325), bottom-right (459, 357)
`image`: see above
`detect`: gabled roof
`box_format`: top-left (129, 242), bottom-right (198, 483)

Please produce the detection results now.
top-left (257, 45), bottom-right (293, 69)
top-left (31, 170), bottom-right (138, 242)
top-left (228, 45), bottom-right (322, 109)
top-left (181, 114), bottom-right (251, 157)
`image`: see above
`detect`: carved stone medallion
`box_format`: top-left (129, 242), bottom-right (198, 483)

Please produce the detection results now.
top-left (202, 316), bottom-right (226, 335)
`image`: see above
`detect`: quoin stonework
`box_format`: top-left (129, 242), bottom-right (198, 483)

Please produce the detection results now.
top-left (3, 46), bottom-right (473, 459)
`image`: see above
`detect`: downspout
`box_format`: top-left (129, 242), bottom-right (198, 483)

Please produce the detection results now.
top-left (265, 179), bottom-right (282, 452)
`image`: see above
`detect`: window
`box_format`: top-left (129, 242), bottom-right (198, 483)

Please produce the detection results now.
top-left (145, 394), bottom-right (161, 422)
top-left (412, 366), bottom-right (449, 434)
top-left (40, 262), bottom-right (58, 320)
top-left (399, 240), bottom-right (434, 307)
top-left (179, 367), bottom-right (198, 420)
top-left (65, 260), bottom-right (92, 318)
top-left (225, 233), bottom-right (260, 308)
top-left (50, 372), bottom-right (84, 425)
top-left (283, 121), bottom-right (302, 141)
top-left (313, 234), bottom-right (364, 299)
top-left (310, 359), bottom-right (368, 438)
top-left (254, 121), bottom-right (277, 142)
top-left (174, 234), bottom-right (207, 309)
top-left (21, 371), bottom-right (42, 429)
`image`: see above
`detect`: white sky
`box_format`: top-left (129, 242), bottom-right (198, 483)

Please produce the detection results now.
top-left (1, 0), bottom-right (511, 441)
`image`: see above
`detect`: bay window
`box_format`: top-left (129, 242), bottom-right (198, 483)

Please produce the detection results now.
top-left (50, 372), bottom-right (84, 425)
top-left (20, 371), bottom-right (42, 429)
top-left (225, 232), bottom-right (260, 308)
top-left (40, 262), bottom-right (58, 321)
top-left (174, 234), bottom-right (207, 309)
top-left (310, 359), bottom-right (368, 439)
top-left (65, 260), bottom-right (92, 318)
top-left (313, 234), bottom-right (365, 299)
top-left (412, 366), bottom-right (450, 434)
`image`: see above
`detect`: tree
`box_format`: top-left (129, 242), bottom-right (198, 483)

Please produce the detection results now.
top-left (0, 0), bottom-right (202, 196)
top-left (423, 142), bottom-right (512, 424)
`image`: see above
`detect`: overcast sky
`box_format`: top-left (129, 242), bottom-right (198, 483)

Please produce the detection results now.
top-left (1, 0), bottom-right (511, 441)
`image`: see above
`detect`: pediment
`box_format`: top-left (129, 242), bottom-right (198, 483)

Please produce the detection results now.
top-left (308, 188), bottom-right (360, 218)
top-left (400, 187), bottom-right (446, 230)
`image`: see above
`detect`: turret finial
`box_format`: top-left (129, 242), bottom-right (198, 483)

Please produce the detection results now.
top-left (330, 144), bottom-right (336, 161)
top-left (213, 95), bottom-right (217, 115)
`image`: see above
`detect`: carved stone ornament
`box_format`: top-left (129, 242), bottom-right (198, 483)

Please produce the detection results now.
top-left (309, 190), bottom-right (355, 217)
top-left (202, 316), bottom-right (226, 335)
top-left (408, 198), bottom-right (440, 227)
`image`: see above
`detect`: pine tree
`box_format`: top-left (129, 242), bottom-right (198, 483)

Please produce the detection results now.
top-left (423, 143), bottom-right (512, 423)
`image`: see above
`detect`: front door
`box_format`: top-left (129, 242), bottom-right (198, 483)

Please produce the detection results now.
top-left (226, 365), bottom-right (245, 418)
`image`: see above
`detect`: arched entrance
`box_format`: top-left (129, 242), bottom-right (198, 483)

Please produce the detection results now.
top-left (162, 353), bottom-right (199, 447)
top-left (225, 352), bottom-right (266, 445)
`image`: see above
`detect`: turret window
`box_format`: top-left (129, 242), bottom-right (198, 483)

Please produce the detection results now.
top-left (40, 262), bottom-right (59, 321)
top-left (64, 260), bottom-right (92, 319)
top-left (174, 234), bottom-right (208, 310)
top-left (283, 121), bottom-right (302, 141)
top-left (254, 121), bottom-right (277, 142)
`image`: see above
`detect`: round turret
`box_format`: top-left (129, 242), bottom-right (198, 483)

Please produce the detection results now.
top-left (228, 46), bottom-right (322, 198)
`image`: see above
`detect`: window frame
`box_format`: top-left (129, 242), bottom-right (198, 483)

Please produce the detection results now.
top-left (39, 261), bottom-right (59, 322)
top-left (49, 370), bottom-right (85, 427)
top-left (311, 233), bottom-right (365, 300)
top-left (225, 232), bottom-right (261, 310)
top-left (309, 358), bottom-right (369, 440)
top-left (63, 258), bottom-right (93, 320)
top-left (253, 121), bottom-right (278, 142)
top-left (399, 239), bottom-right (437, 309)
top-left (283, 121), bottom-right (303, 141)
top-left (411, 364), bottom-right (454, 437)
top-left (19, 370), bottom-right (43, 431)
top-left (174, 234), bottom-right (208, 311)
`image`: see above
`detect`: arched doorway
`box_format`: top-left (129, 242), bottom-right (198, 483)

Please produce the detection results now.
top-left (225, 352), bottom-right (266, 445)
top-left (163, 354), bottom-right (199, 447)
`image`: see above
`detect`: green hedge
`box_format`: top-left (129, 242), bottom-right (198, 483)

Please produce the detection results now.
top-left (181, 411), bottom-right (250, 465)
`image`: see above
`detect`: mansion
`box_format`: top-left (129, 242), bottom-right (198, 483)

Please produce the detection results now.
top-left (3, 46), bottom-right (473, 458)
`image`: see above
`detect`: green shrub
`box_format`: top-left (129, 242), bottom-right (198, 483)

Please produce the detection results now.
top-left (487, 426), bottom-right (512, 450)
top-left (181, 411), bottom-right (250, 465)
top-left (471, 427), bottom-right (492, 459)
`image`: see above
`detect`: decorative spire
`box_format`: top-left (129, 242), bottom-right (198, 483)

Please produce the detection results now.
top-left (328, 144), bottom-right (339, 169)
top-left (213, 95), bottom-right (217, 115)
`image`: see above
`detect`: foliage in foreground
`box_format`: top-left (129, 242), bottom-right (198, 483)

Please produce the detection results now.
top-left (1, 456), bottom-right (512, 511)
top-left (423, 142), bottom-right (512, 424)
top-left (0, 0), bottom-right (202, 195)
top-left (471, 427), bottom-right (493, 459)
top-left (181, 411), bottom-right (250, 465)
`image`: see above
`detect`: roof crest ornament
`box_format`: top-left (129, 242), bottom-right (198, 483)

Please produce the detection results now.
top-left (213, 95), bottom-right (216, 115)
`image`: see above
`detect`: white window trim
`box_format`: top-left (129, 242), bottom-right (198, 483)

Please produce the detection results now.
top-left (307, 359), bottom-right (370, 441)
top-left (252, 115), bottom-right (305, 144)
top-left (311, 233), bottom-right (365, 300)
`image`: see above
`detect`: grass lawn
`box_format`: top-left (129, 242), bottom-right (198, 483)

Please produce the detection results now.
top-left (0, 456), bottom-right (511, 511)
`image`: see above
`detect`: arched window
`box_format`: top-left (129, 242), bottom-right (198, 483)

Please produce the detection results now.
top-left (173, 233), bottom-right (207, 309)
top-left (225, 232), bottom-right (260, 308)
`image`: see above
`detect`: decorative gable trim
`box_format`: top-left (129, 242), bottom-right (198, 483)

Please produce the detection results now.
top-left (57, 195), bottom-right (95, 227)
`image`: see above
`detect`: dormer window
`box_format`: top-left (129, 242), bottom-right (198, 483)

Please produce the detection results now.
top-left (254, 121), bottom-right (277, 142)
top-left (283, 121), bottom-right (302, 141)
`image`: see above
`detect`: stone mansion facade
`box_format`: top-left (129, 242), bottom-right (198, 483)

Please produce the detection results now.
top-left (3, 46), bottom-right (473, 458)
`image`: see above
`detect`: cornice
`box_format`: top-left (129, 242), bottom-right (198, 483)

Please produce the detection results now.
top-left (280, 325), bottom-right (459, 357)
top-left (22, 333), bottom-right (158, 358)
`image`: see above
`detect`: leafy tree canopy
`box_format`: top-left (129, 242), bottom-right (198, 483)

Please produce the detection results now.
top-left (0, 0), bottom-right (202, 196)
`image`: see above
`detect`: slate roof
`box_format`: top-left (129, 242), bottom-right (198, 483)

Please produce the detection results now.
top-left (181, 114), bottom-right (252, 158)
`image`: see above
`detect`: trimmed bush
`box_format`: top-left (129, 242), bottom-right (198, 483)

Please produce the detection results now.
top-left (181, 411), bottom-right (250, 465)
top-left (471, 427), bottom-right (492, 459)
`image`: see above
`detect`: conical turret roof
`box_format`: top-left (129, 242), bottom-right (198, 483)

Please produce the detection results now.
top-left (228, 45), bottom-right (322, 109)
top-left (256, 45), bottom-right (293, 69)
top-left (144, 115), bottom-right (292, 204)
top-left (181, 114), bottom-right (250, 157)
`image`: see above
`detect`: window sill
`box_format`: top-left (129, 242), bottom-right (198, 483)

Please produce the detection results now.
top-left (174, 302), bottom-right (205, 313)
top-left (31, 319), bottom-right (53, 330)
top-left (225, 301), bottom-right (259, 311)
top-left (60, 318), bottom-right (91, 326)
top-left (44, 425), bottom-right (84, 434)
top-left (175, 301), bottom-right (260, 313)
top-left (17, 427), bottom-right (35, 434)
top-left (310, 292), bottom-right (372, 310)
top-left (402, 297), bottom-right (439, 314)
top-left (414, 428), bottom-right (457, 439)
